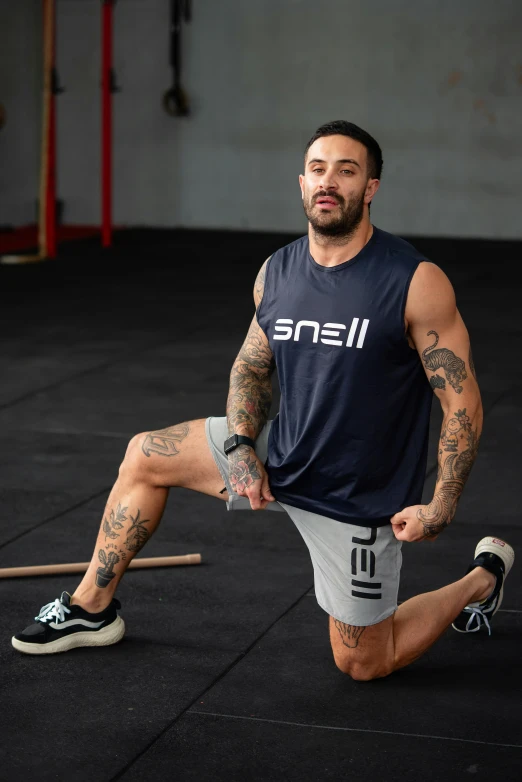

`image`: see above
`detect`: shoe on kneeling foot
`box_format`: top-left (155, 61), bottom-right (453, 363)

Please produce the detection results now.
top-left (452, 536), bottom-right (515, 636)
top-left (11, 591), bottom-right (125, 654)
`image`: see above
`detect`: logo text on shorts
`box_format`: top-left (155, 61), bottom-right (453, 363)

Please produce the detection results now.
top-left (351, 528), bottom-right (382, 600)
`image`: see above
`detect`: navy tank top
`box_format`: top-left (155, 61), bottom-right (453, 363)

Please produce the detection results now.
top-left (256, 226), bottom-right (433, 527)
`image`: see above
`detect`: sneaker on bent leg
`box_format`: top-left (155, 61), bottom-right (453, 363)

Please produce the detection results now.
top-left (452, 536), bottom-right (515, 636)
top-left (12, 591), bottom-right (125, 655)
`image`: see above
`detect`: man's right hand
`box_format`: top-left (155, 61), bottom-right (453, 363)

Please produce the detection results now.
top-left (228, 445), bottom-right (275, 510)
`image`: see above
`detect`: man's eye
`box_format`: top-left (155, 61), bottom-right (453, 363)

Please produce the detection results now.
top-left (313, 168), bottom-right (323, 173)
top-left (341, 169), bottom-right (354, 175)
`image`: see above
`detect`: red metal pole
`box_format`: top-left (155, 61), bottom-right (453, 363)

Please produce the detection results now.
top-left (46, 0), bottom-right (57, 258)
top-left (101, 0), bottom-right (114, 248)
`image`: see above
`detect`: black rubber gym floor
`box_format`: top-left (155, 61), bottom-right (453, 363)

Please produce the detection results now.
top-left (1, 229), bottom-right (521, 781)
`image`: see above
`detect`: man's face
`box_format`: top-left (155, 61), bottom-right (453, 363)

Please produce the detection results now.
top-left (299, 135), bottom-right (379, 238)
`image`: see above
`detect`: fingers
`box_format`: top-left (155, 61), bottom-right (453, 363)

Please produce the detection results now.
top-left (247, 478), bottom-right (275, 510)
top-left (390, 506), bottom-right (424, 542)
top-left (233, 465), bottom-right (274, 510)
top-left (391, 523), bottom-right (407, 541)
top-left (261, 473), bottom-right (275, 503)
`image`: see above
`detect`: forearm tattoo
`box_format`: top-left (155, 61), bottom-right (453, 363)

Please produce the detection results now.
top-left (334, 619), bottom-right (367, 649)
top-left (418, 407), bottom-right (481, 538)
top-left (227, 316), bottom-right (274, 439)
top-left (226, 261), bottom-right (274, 490)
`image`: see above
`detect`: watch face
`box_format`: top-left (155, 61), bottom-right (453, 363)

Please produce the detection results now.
top-left (224, 435), bottom-right (238, 453)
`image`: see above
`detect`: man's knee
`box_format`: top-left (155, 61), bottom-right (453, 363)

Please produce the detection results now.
top-left (120, 432), bottom-right (165, 483)
top-left (329, 614), bottom-right (396, 681)
top-left (334, 656), bottom-right (394, 681)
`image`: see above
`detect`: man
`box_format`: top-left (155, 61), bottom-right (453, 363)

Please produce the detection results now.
top-left (12, 121), bottom-right (514, 680)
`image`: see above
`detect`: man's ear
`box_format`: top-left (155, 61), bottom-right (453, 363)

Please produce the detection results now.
top-left (365, 178), bottom-right (380, 204)
top-left (299, 173), bottom-right (304, 199)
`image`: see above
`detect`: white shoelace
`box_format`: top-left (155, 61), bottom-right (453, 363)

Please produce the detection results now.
top-left (463, 603), bottom-right (492, 636)
top-left (35, 598), bottom-right (71, 624)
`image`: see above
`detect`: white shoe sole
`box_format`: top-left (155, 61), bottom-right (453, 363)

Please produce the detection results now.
top-left (474, 536), bottom-right (515, 577)
top-left (11, 616), bottom-right (125, 655)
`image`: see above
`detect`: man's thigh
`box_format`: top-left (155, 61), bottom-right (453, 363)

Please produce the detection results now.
top-left (279, 505), bottom-right (402, 676)
top-left (132, 418), bottom-right (229, 500)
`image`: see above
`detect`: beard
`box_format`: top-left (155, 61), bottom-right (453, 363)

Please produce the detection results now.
top-left (302, 188), bottom-right (366, 241)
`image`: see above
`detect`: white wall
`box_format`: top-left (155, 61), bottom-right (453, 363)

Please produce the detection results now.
top-left (1, 0), bottom-right (521, 238)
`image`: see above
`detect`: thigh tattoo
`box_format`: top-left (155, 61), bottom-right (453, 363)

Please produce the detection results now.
top-left (142, 423), bottom-right (190, 458)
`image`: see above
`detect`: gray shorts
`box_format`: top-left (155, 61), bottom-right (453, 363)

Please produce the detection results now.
top-left (206, 417), bottom-right (402, 627)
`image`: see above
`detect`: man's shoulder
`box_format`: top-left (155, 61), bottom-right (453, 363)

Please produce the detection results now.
top-left (373, 226), bottom-right (427, 263)
top-left (269, 235), bottom-right (309, 264)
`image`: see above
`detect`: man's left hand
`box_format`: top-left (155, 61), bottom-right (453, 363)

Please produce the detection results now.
top-left (390, 505), bottom-right (445, 542)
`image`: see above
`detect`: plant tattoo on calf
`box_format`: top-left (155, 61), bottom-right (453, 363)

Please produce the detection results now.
top-left (103, 503), bottom-right (128, 541)
top-left (124, 509), bottom-right (151, 552)
top-left (97, 506), bottom-right (152, 585)
top-left (334, 620), bottom-right (366, 649)
top-left (142, 423), bottom-right (190, 458)
top-left (418, 407), bottom-right (480, 538)
top-left (422, 330), bottom-right (467, 394)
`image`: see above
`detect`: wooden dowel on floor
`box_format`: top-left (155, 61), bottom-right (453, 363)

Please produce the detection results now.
top-left (0, 554), bottom-right (201, 579)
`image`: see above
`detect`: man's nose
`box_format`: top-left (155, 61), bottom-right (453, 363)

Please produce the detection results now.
top-left (318, 172), bottom-right (338, 191)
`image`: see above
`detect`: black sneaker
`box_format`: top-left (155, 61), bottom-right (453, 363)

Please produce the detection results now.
top-left (12, 591), bottom-right (125, 654)
top-left (452, 536), bottom-right (515, 636)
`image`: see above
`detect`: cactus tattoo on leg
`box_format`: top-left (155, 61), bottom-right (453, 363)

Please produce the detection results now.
top-left (96, 550), bottom-right (120, 588)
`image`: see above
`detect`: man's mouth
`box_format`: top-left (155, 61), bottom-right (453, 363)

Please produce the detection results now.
top-left (315, 196), bottom-right (339, 209)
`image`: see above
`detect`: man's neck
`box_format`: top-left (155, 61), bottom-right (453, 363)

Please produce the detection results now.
top-left (308, 219), bottom-right (374, 268)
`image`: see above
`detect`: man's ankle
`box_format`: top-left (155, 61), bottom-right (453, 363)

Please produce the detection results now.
top-left (471, 566), bottom-right (496, 603)
top-left (71, 590), bottom-right (113, 613)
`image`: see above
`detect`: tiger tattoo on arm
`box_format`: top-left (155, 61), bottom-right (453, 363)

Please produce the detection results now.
top-left (422, 330), bottom-right (467, 394)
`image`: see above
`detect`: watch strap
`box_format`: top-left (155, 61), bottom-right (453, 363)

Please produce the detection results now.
top-left (224, 434), bottom-right (256, 455)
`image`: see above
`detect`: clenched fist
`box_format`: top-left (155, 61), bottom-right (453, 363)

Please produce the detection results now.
top-left (390, 504), bottom-right (449, 542)
top-left (228, 445), bottom-right (275, 510)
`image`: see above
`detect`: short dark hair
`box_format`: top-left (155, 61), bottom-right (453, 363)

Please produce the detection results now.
top-left (304, 120), bottom-right (383, 181)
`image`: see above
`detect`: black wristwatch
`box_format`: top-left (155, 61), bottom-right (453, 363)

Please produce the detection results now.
top-left (224, 434), bottom-right (256, 455)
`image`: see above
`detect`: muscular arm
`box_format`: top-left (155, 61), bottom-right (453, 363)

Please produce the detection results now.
top-left (395, 262), bottom-right (483, 540)
top-left (226, 257), bottom-right (274, 438)
top-left (226, 258), bottom-right (276, 506)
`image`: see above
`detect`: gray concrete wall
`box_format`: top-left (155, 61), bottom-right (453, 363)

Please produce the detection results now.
top-left (1, 0), bottom-right (521, 238)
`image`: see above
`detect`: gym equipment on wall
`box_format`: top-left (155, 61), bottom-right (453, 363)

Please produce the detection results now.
top-left (1, 0), bottom-right (60, 265)
top-left (163, 0), bottom-right (191, 117)
top-left (1, 0), bottom-right (120, 264)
